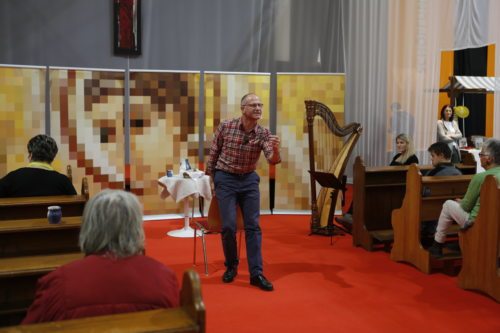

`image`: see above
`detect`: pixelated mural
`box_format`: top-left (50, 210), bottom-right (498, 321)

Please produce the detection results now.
top-left (50, 68), bottom-right (125, 196)
top-left (204, 72), bottom-right (271, 209)
top-left (129, 71), bottom-right (200, 214)
top-left (276, 74), bottom-right (345, 211)
top-left (1, 65), bottom-right (345, 216)
top-left (0, 66), bottom-right (46, 176)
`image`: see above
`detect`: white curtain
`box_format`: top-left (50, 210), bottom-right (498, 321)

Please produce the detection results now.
top-left (343, 0), bottom-right (500, 168)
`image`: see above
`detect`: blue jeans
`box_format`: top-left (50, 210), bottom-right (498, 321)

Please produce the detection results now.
top-left (214, 170), bottom-right (262, 277)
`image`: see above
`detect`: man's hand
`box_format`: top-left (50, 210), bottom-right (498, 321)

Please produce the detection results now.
top-left (269, 135), bottom-right (280, 151)
top-left (268, 135), bottom-right (281, 164)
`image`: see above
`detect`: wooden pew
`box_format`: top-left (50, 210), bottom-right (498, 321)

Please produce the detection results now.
top-left (390, 164), bottom-right (472, 273)
top-left (0, 253), bottom-right (84, 326)
top-left (0, 178), bottom-right (88, 221)
top-left (0, 269), bottom-right (206, 333)
top-left (0, 216), bottom-right (81, 258)
top-left (352, 156), bottom-right (475, 251)
top-left (458, 175), bottom-right (500, 302)
top-left (0, 174), bottom-right (88, 325)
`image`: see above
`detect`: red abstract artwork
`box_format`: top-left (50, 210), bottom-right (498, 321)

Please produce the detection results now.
top-left (113, 0), bottom-right (141, 55)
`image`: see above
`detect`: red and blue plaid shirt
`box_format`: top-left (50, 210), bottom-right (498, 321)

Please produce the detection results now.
top-left (206, 118), bottom-right (279, 175)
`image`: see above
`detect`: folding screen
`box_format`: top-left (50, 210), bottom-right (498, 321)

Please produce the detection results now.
top-left (0, 65), bottom-right (45, 176)
top-left (203, 72), bottom-right (271, 209)
top-left (128, 70), bottom-right (200, 214)
top-left (276, 73), bottom-right (345, 211)
top-left (50, 68), bottom-right (125, 196)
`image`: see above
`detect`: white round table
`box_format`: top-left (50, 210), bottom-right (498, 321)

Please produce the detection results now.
top-left (158, 173), bottom-right (212, 237)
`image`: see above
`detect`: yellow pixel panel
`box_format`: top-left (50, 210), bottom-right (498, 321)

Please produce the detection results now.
top-left (276, 74), bottom-right (345, 211)
top-left (0, 66), bottom-right (45, 176)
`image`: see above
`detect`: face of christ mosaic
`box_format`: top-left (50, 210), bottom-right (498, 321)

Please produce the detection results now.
top-left (50, 69), bottom-right (126, 197)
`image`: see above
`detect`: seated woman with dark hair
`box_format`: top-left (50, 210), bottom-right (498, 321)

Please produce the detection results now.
top-left (0, 134), bottom-right (76, 197)
top-left (22, 189), bottom-right (179, 323)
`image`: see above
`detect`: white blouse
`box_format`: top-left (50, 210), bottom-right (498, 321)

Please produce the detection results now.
top-left (443, 121), bottom-right (456, 134)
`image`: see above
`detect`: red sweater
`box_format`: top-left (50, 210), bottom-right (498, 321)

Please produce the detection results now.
top-left (22, 254), bottom-right (179, 324)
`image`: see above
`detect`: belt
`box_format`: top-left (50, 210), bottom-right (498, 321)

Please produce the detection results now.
top-left (217, 169), bottom-right (254, 177)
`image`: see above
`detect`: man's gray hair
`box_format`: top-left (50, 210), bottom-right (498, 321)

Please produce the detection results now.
top-left (79, 189), bottom-right (145, 257)
top-left (484, 138), bottom-right (500, 164)
top-left (240, 92), bottom-right (256, 106)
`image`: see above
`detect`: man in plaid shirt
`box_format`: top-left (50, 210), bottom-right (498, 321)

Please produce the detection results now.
top-left (206, 93), bottom-right (281, 291)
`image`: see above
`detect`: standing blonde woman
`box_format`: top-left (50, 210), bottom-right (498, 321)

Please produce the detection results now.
top-left (390, 133), bottom-right (419, 166)
top-left (437, 104), bottom-right (463, 164)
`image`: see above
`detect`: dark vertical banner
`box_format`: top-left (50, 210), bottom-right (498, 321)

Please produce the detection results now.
top-left (454, 46), bottom-right (487, 136)
top-left (114, 0), bottom-right (142, 56)
top-left (269, 164), bottom-right (275, 214)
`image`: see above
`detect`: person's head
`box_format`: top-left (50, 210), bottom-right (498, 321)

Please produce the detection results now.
top-left (395, 133), bottom-right (416, 163)
top-left (479, 138), bottom-right (500, 170)
top-left (440, 104), bottom-right (454, 121)
top-left (79, 189), bottom-right (145, 258)
top-left (396, 133), bottom-right (411, 154)
top-left (240, 93), bottom-right (263, 121)
top-left (428, 142), bottom-right (452, 166)
top-left (27, 134), bottom-right (58, 164)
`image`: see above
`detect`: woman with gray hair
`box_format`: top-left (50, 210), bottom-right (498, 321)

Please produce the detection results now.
top-left (0, 134), bottom-right (76, 197)
top-left (23, 189), bottom-right (179, 323)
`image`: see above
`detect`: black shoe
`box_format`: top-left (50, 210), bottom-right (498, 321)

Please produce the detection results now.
top-left (250, 274), bottom-right (274, 291)
top-left (446, 241), bottom-right (461, 253)
top-left (222, 267), bottom-right (237, 283)
top-left (428, 241), bottom-right (444, 258)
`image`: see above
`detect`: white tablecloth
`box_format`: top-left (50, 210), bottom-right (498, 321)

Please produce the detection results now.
top-left (158, 174), bottom-right (212, 202)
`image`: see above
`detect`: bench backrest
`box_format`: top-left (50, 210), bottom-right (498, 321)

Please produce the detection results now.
top-left (0, 269), bottom-right (205, 333)
top-left (458, 175), bottom-right (500, 302)
top-left (409, 167), bottom-right (471, 221)
top-left (352, 156), bottom-right (475, 250)
top-left (0, 196), bottom-right (87, 221)
top-left (0, 216), bottom-right (81, 258)
top-left (0, 177), bottom-right (88, 221)
top-left (391, 164), bottom-right (472, 273)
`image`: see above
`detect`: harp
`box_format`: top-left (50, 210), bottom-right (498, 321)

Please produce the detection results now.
top-left (306, 100), bottom-right (362, 235)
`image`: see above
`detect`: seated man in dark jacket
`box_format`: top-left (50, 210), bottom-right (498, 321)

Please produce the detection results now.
top-left (0, 134), bottom-right (76, 197)
top-left (425, 142), bottom-right (462, 176)
top-left (421, 142), bottom-right (462, 246)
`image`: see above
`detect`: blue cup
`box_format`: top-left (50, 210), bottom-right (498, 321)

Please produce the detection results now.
top-left (47, 206), bottom-right (62, 224)
top-left (167, 170), bottom-right (173, 177)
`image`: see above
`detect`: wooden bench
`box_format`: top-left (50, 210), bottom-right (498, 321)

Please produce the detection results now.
top-left (0, 178), bottom-right (89, 221)
top-left (351, 156), bottom-right (475, 251)
top-left (0, 174), bottom-right (88, 326)
top-left (0, 269), bottom-right (206, 333)
top-left (390, 165), bottom-right (472, 273)
top-left (458, 175), bottom-right (500, 302)
top-left (0, 252), bottom-right (84, 326)
top-left (0, 216), bottom-right (81, 258)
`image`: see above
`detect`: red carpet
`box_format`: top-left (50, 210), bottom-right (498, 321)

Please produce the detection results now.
top-left (144, 215), bottom-right (500, 333)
